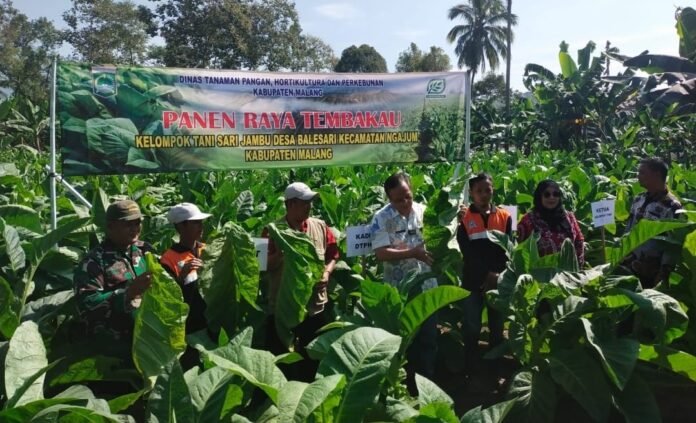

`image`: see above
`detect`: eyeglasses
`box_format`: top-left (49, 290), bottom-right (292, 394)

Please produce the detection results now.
top-left (543, 191), bottom-right (561, 198)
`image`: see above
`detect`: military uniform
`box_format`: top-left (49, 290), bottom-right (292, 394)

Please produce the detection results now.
top-left (74, 238), bottom-right (153, 340)
top-left (73, 200), bottom-right (152, 340)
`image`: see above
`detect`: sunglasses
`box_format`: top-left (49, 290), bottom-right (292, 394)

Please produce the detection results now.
top-left (543, 191), bottom-right (561, 198)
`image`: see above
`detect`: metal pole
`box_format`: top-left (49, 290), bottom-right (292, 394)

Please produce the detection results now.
top-left (44, 165), bottom-right (92, 209)
top-left (459, 70), bottom-right (472, 204)
top-left (465, 70), bottom-right (471, 173)
top-left (49, 57), bottom-right (58, 230)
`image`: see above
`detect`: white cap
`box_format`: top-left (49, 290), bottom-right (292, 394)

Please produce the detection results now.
top-left (284, 182), bottom-right (318, 201)
top-left (167, 203), bottom-right (212, 224)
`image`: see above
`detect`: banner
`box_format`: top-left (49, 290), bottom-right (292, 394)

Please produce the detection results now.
top-left (57, 63), bottom-right (467, 175)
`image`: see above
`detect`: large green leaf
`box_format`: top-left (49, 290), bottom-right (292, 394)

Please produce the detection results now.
top-left (581, 318), bottom-right (639, 390)
top-left (199, 222), bottom-right (260, 335)
top-left (203, 343), bottom-right (287, 404)
top-left (0, 276), bottom-right (20, 339)
top-left (0, 398), bottom-right (84, 423)
top-left (613, 373), bottom-right (661, 423)
top-left (407, 401), bottom-right (458, 423)
top-left (507, 370), bottom-right (556, 423)
top-left (147, 359), bottom-right (195, 423)
top-left (19, 217), bottom-right (90, 310)
top-left (0, 205), bottom-right (42, 233)
top-left (1, 219), bottom-right (26, 273)
top-left (277, 375), bottom-right (345, 423)
top-left (618, 289), bottom-right (688, 344)
top-left (423, 187), bottom-right (462, 285)
top-left (21, 290), bottom-right (75, 324)
top-left (4, 321), bottom-right (48, 407)
top-left (306, 325), bottom-right (358, 361)
top-left (459, 398), bottom-right (517, 423)
top-left (133, 253), bottom-right (188, 388)
top-left (108, 389), bottom-right (147, 413)
top-left (317, 327), bottom-right (401, 423)
top-left (187, 367), bottom-right (235, 421)
top-left (267, 223), bottom-right (324, 347)
top-left (399, 285), bottom-right (469, 341)
top-left (606, 220), bottom-right (694, 265)
top-left (385, 397), bottom-right (418, 421)
top-left (415, 373), bottom-right (453, 407)
top-left (30, 400), bottom-right (135, 423)
top-left (638, 344), bottom-right (696, 382)
top-left (49, 355), bottom-right (139, 388)
top-left (549, 348), bottom-right (612, 422)
top-left (559, 50), bottom-right (578, 78)
top-left (678, 7), bottom-right (696, 61)
top-left (557, 238), bottom-right (579, 272)
top-left (360, 279), bottom-right (402, 334)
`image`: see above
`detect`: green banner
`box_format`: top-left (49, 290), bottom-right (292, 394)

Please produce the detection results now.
top-left (57, 63), bottom-right (466, 175)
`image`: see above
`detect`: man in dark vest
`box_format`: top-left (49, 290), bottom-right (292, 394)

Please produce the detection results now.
top-left (262, 182), bottom-right (339, 380)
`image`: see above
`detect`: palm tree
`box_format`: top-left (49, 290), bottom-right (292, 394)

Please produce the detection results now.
top-left (447, 0), bottom-right (517, 90)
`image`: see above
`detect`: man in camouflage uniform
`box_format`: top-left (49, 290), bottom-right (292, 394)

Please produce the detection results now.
top-left (623, 157), bottom-right (683, 287)
top-left (73, 200), bottom-right (154, 341)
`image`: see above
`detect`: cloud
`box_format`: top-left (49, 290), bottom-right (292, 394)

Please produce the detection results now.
top-left (315, 3), bottom-right (359, 20)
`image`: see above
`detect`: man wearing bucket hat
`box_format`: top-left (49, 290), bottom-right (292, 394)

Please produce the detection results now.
top-left (161, 202), bottom-right (212, 369)
top-left (262, 182), bottom-right (339, 380)
top-left (74, 199), bottom-right (154, 341)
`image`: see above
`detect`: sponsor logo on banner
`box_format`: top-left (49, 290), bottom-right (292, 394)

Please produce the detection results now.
top-left (92, 66), bottom-right (117, 97)
top-left (426, 79), bottom-right (446, 98)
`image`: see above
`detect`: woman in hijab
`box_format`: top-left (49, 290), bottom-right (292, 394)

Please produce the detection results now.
top-left (518, 180), bottom-right (585, 267)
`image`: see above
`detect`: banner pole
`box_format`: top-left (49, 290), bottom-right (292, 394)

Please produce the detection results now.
top-left (464, 70), bottom-right (471, 172)
top-left (49, 56), bottom-right (58, 230)
top-left (457, 70), bottom-right (472, 204)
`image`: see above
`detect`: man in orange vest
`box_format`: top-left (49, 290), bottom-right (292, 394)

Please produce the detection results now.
top-left (457, 173), bottom-right (512, 389)
top-left (161, 202), bottom-right (212, 369)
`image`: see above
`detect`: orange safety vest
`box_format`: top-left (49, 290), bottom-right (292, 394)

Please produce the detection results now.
top-left (461, 207), bottom-right (510, 240)
top-left (160, 242), bottom-right (205, 281)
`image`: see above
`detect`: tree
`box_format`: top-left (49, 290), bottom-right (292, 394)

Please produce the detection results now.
top-left (473, 72), bottom-right (506, 100)
top-left (447, 0), bottom-right (517, 88)
top-left (421, 46), bottom-right (452, 71)
top-left (62, 0), bottom-right (150, 65)
top-left (292, 35), bottom-right (336, 72)
top-left (151, 0), bottom-right (250, 68)
top-left (150, 0), bottom-right (319, 71)
top-left (396, 43), bottom-right (451, 72)
top-left (396, 43), bottom-right (423, 72)
top-left (0, 0), bottom-right (62, 104)
top-left (334, 44), bottom-right (387, 73)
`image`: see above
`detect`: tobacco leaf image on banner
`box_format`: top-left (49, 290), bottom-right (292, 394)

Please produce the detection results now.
top-left (57, 62), bottom-right (467, 175)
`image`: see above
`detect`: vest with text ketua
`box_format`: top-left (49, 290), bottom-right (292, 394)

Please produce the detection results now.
top-left (456, 205), bottom-right (512, 291)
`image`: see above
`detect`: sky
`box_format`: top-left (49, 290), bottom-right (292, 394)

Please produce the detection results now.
top-left (16, 0), bottom-right (681, 90)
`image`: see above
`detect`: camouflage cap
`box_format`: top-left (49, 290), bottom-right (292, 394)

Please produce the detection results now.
top-left (106, 200), bottom-right (143, 221)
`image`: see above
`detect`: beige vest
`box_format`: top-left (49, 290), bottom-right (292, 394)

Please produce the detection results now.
top-left (269, 217), bottom-right (329, 316)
